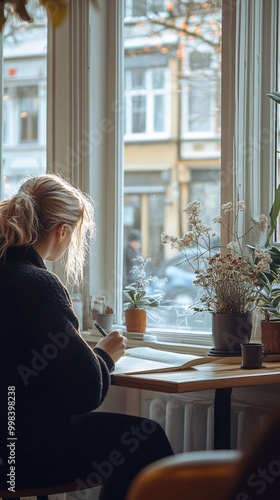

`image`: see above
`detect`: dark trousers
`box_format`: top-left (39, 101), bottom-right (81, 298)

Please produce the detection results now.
top-left (15, 412), bottom-right (173, 500)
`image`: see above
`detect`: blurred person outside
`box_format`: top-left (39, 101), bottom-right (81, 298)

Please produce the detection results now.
top-left (124, 229), bottom-right (142, 286)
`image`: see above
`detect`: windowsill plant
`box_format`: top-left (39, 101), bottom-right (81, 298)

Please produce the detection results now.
top-left (252, 91), bottom-right (280, 354)
top-left (161, 200), bottom-right (271, 353)
top-left (124, 256), bottom-right (159, 334)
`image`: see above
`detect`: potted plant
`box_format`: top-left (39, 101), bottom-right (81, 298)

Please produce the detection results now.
top-left (161, 200), bottom-right (271, 354)
top-left (255, 91), bottom-right (280, 352)
top-left (258, 268), bottom-right (280, 354)
top-left (124, 256), bottom-right (159, 333)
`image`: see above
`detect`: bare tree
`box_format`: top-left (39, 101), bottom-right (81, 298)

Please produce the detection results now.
top-left (125, 0), bottom-right (221, 52)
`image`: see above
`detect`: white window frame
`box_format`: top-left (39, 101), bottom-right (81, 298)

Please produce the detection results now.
top-left (115, 0), bottom-right (277, 348)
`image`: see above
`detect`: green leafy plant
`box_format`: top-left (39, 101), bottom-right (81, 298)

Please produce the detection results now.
top-left (265, 92), bottom-right (280, 249)
top-left (265, 184), bottom-right (280, 249)
top-left (251, 93), bottom-right (280, 321)
top-left (123, 256), bottom-right (159, 310)
top-left (247, 184), bottom-right (280, 277)
top-left (258, 269), bottom-right (280, 320)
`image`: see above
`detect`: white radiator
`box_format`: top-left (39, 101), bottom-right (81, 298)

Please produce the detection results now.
top-left (143, 392), bottom-right (271, 453)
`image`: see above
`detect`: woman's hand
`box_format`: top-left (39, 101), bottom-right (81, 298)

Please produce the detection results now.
top-left (95, 329), bottom-right (127, 363)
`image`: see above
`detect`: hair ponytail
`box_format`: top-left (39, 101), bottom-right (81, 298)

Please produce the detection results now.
top-left (0, 192), bottom-right (40, 257)
top-left (0, 173), bottom-right (95, 285)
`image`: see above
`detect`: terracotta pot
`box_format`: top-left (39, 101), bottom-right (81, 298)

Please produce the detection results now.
top-left (212, 312), bottom-right (253, 352)
top-left (261, 320), bottom-right (280, 354)
top-left (125, 309), bottom-right (147, 333)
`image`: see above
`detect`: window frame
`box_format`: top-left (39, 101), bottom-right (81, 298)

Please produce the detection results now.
top-left (109, 0), bottom-right (277, 345)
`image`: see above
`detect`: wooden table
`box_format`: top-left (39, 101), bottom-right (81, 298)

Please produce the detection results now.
top-left (112, 360), bottom-right (280, 449)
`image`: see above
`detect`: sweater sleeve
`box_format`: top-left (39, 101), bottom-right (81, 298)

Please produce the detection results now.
top-left (16, 269), bottom-right (113, 415)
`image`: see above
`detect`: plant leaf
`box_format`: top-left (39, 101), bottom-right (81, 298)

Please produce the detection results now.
top-left (124, 284), bottom-right (137, 291)
top-left (127, 302), bottom-right (136, 310)
top-left (265, 184), bottom-right (280, 247)
top-left (136, 291), bottom-right (146, 300)
top-left (148, 299), bottom-right (159, 307)
top-left (272, 295), bottom-right (280, 307)
top-left (269, 246), bottom-right (280, 255)
top-left (267, 92), bottom-right (280, 104)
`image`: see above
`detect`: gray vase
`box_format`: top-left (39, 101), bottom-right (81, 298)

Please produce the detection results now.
top-left (212, 312), bottom-right (253, 352)
top-left (96, 313), bottom-right (114, 332)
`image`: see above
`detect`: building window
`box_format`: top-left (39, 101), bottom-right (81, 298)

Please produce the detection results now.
top-left (3, 85), bottom-right (40, 145)
top-left (125, 67), bottom-right (169, 137)
top-left (181, 50), bottom-right (221, 137)
top-left (125, 0), bottom-right (166, 18)
top-left (17, 86), bottom-right (39, 143)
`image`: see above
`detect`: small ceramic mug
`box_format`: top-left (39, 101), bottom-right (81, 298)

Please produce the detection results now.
top-left (240, 343), bottom-right (270, 369)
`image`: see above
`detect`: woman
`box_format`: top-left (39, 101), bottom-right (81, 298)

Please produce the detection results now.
top-left (0, 174), bottom-right (173, 500)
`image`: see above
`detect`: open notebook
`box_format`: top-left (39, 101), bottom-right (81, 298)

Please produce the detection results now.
top-left (112, 347), bottom-right (221, 375)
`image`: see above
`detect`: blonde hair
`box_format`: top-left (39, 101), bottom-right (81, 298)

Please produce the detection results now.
top-left (0, 173), bottom-right (95, 284)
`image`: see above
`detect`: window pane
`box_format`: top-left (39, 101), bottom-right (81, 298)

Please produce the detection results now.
top-left (148, 0), bottom-right (166, 13)
top-left (2, 1), bottom-right (47, 198)
top-left (152, 69), bottom-right (165, 89)
top-left (17, 86), bottom-right (38, 143)
top-left (132, 95), bottom-right (146, 132)
top-left (189, 84), bottom-right (211, 132)
top-left (154, 94), bottom-right (165, 131)
top-left (123, 0), bottom-right (222, 337)
top-left (132, 70), bottom-right (146, 89)
top-left (125, 0), bottom-right (148, 17)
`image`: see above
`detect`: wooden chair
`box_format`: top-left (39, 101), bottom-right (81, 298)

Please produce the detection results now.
top-left (125, 450), bottom-right (242, 500)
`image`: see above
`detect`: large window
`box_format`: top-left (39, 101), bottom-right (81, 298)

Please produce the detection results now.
top-left (2, 0), bottom-right (273, 348)
top-left (48, 0), bottom-right (277, 347)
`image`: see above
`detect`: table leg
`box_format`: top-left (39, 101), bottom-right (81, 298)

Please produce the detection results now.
top-left (214, 387), bottom-right (232, 450)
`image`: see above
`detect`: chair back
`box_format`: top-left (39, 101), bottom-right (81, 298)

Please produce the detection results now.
top-left (126, 450), bottom-right (241, 500)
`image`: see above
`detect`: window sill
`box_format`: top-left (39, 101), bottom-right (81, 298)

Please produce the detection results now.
top-left (125, 134), bottom-right (171, 142)
top-left (81, 329), bottom-right (211, 356)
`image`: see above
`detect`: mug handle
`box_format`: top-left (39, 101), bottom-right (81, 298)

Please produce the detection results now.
top-left (262, 348), bottom-right (271, 359)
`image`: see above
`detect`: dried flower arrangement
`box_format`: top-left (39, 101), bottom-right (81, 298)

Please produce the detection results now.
top-left (161, 200), bottom-right (271, 314)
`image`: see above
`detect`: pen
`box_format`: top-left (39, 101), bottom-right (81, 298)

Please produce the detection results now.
top-left (95, 322), bottom-right (107, 337)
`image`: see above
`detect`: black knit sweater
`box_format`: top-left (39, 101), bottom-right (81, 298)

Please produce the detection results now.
top-left (0, 246), bottom-right (114, 487)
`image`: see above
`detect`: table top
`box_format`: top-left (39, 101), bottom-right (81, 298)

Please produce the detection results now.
top-left (112, 360), bottom-right (280, 393)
